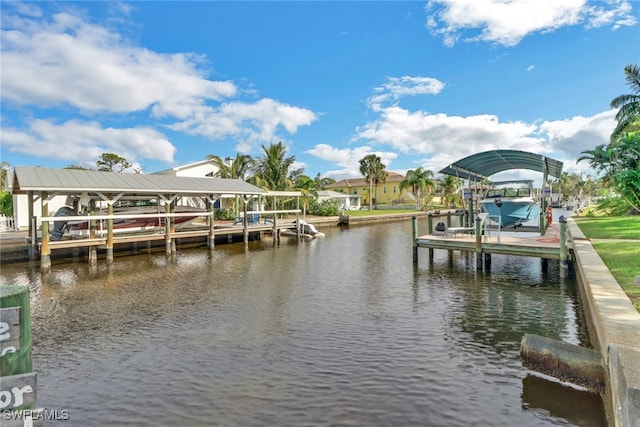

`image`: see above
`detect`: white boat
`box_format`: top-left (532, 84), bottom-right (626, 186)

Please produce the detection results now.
top-left (280, 220), bottom-right (325, 239)
top-left (478, 180), bottom-right (539, 228)
top-left (50, 201), bottom-right (204, 240)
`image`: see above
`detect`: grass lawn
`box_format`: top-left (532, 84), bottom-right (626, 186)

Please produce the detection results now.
top-left (572, 216), bottom-right (640, 239)
top-left (574, 216), bottom-right (640, 311)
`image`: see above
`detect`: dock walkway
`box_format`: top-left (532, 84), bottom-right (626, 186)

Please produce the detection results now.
top-left (416, 223), bottom-right (565, 259)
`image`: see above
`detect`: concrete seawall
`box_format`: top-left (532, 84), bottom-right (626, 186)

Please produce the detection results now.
top-left (568, 218), bottom-right (640, 427)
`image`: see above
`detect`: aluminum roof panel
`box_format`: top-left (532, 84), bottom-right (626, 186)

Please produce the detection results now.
top-left (438, 150), bottom-right (563, 181)
top-left (11, 167), bottom-right (266, 196)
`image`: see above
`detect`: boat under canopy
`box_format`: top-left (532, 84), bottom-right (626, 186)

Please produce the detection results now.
top-left (478, 180), bottom-right (538, 228)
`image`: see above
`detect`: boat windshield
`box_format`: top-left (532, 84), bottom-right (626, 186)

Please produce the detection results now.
top-left (485, 187), bottom-right (531, 198)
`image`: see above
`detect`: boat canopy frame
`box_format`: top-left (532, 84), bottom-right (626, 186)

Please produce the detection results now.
top-left (438, 150), bottom-right (563, 182)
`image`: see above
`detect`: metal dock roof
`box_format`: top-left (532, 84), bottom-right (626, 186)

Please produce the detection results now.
top-left (438, 149), bottom-right (563, 181)
top-left (10, 167), bottom-right (266, 196)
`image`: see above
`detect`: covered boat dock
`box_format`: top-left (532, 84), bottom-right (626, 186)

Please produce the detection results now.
top-left (414, 150), bottom-right (570, 274)
top-left (9, 167), bottom-right (304, 271)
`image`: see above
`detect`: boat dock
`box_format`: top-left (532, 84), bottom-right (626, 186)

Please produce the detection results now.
top-left (411, 214), bottom-right (571, 274)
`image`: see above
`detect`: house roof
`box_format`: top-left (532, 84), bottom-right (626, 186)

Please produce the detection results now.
top-left (10, 166), bottom-right (266, 197)
top-left (152, 158), bottom-right (217, 175)
top-left (438, 150), bottom-right (563, 181)
top-left (326, 171), bottom-right (405, 189)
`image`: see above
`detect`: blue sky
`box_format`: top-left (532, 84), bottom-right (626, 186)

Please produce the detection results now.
top-left (1, 1), bottom-right (638, 185)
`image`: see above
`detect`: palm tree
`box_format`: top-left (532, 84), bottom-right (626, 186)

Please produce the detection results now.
top-left (251, 142), bottom-right (296, 192)
top-left (610, 64), bottom-right (640, 139)
top-left (577, 144), bottom-right (615, 177)
top-left (293, 174), bottom-right (317, 215)
top-left (207, 153), bottom-right (254, 179)
top-left (399, 167), bottom-right (434, 210)
top-left (373, 168), bottom-right (388, 210)
top-left (359, 154), bottom-right (385, 210)
top-left (440, 175), bottom-right (461, 208)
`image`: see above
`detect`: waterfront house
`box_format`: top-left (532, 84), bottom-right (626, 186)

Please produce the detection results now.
top-left (316, 190), bottom-right (361, 211)
top-left (325, 172), bottom-right (407, 206)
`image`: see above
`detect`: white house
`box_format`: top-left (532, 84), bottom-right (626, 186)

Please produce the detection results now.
top-left (316, 190), bottom-right (361, 211)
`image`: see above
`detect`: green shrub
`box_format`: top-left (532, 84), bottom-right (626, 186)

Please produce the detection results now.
top-left (0, 191), bottom-right (12, 217)
top-left (595, 196), bottom-right (634, 216)
top-left (308, 199), bottom-right (339, 216)
top-left (214, 209), bottom-right (234, 220)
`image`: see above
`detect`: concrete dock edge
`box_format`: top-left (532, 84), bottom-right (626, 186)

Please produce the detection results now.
top-left (568, 218), bottom-right (640, 427)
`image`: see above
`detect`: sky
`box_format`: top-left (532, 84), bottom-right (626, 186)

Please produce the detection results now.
top-left (1, 0), bottom-right (639, 186)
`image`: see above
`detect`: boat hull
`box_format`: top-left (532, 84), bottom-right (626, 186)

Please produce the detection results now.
top-left (479, 198), bottom-right (538, 228)
top-left (50, 206), bottom-right (204, 240)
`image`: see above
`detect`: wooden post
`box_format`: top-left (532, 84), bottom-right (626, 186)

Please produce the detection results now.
top-left (208, 199), bottom-right (215, 249)
top-left (412, 216), bottom-right (418, 264)
top-left (243, 199), bottom-right (249, 245)
top-left (427, 213), bottom-right (433, 235)
top-left (40, 195), bottom-right (50, 272)
top-left (484, 252), bottom-right (491, 269)
top-left (559, 215), bottom-right (568, 277)
top-left (106, 202), bottom-right (114, 264)
top-left (29, 216), bottom-right (38, 261)
top-left (88, 199), bottom-right (97, 266)
top-left (169, 202), bottom-right (176, 254)
top-left (272, 214), bottom-right (278, 246)
top-left (475, 215), bottom-right (482, 270)
top-left (165, 203), bottom-right (172, 256)
top-left (446, 211), bottom-right (452, 228)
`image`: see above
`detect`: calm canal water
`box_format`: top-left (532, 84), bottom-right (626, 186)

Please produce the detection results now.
top-left (0, 220), bottom-right (606, 426)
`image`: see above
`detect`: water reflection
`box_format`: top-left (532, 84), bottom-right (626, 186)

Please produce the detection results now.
top-left (0, 221), bottom-right (605, 426)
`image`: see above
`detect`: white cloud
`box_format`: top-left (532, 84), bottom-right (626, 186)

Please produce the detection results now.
top-left (426, 0), bottom-right (636, 47)
top-left (344, 92), bottom-right (613, 180)
top-left (0, 3), bottom-right (318, 165)
top-left (368, 76), bottom-right (446, 110)
top-left (1, 119), bottom-right (176, 165)
top-left (355, 105), bottom-right (544, 157)
top-left (1, 10), bottom-right (235, 114)
top-left (306, 144), bottom-right (398, 179)
top-left (168, 98), bottom-right (317, 149)
top-left (540, 110), bottom-right (616, 158)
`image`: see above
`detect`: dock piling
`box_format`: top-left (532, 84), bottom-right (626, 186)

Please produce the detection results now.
top-left (412, 216), bottom-right (418, 264)
top-left (475, 216), bottom-right (482, 270)
top-left (559, 216), bottom-right (568, 277)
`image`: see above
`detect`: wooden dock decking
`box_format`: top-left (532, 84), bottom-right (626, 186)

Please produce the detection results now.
top-left (413, 217), bottom-right (571, 265)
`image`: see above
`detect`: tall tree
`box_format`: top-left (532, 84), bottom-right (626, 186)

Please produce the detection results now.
top-left (96, 153), bottom-right (131, 172)
top-left (207, 153), bottom-right (254, 179)
top-left (399, 167), bottom-right (434, 210)
top-left (251, 141), bottom-right (297, 192)
top-left (359, 154), bottom-right (385, 210)
top-left (610, 64), bottom-right (640, 139)
top-left (440, 174), bottom-right (461, 208)
top-left (373, 168), bottom-right (388, 210)
top-left (314, 173), bottom-right (335, 190)
top-left (0, 161), bottom-right (10, 190)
